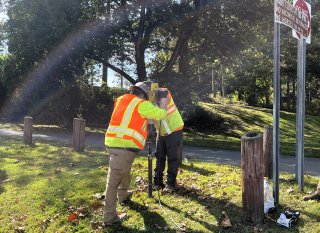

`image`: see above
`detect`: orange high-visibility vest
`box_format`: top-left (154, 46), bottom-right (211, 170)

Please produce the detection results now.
top-left (105, 94), bottom-right (148, 149)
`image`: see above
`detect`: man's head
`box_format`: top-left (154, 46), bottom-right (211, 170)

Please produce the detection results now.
top-left (130, 82), bottom-right (149, 100)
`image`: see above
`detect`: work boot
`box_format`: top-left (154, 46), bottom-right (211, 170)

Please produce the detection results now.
top-left (162, 184), bottom-right (175, 194)
top-left (153, 183), bottom-right (165, 190)
top-left (303, 191), bottom-right (320, 201)
top-left (103, 213), bottom-right (128, 226)
top-left (119, 191), bottom-right (134, 205)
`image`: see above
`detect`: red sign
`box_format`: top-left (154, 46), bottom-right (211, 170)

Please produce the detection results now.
top-left (275, 0), bottom-right (309, 38)
top-left (293, 0), bottom-right (311, 43)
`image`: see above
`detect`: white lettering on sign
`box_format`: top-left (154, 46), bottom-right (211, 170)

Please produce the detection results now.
top-left (275, 0), bottom-right (308, 38)
top-left (292, 0), bottom-right (311, 44)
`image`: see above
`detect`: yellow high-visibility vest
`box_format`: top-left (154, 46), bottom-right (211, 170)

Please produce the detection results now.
top-left (154, 89), bottom-right (184, 136)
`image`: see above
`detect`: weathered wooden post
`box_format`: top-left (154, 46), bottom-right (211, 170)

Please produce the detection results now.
top-left (24, 116), bottom-right (33, 145)
top-left (241, 132), bottom-right (264, 224)
top-left (263, 126), bottom-right (273, 178)
top-left (72, 118), bottom-right (85, 152)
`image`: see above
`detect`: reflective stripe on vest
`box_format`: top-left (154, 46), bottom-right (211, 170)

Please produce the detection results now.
top-left (106, 95), bottom-right (147, 149)
top-left (166, 104), bottom-right (177, 115)
top-left (161, 119), bottom-right (172, 135)
top-left (107, 126), bottom-right (146, 146)
top-left (121, 97), bottom-right (141, 128)
top-left (157, 90), bottom-right (183, 136)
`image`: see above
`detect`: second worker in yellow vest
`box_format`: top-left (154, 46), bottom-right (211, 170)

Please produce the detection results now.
top-left (153, 88), bottom-right (184, 192)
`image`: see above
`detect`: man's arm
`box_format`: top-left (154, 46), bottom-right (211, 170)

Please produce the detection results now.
top-left (138, 100), bottom-right (167, 120)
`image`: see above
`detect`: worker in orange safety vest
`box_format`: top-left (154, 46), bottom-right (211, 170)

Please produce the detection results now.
top-left (153, 88), bottom-right (184, 192)
top-left (103, 82), bottom-right (168, 226)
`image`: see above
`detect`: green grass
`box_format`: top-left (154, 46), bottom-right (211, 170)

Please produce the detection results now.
top-left (0, 136), bottom-right (319, 232)
top-left (184, 103), bottom-right (320, 158)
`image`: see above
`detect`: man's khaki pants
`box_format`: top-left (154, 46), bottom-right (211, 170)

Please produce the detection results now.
top-left (103, 148), bottom-right (135, 223)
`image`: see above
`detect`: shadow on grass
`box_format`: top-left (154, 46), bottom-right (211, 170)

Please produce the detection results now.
top-left (170, 184), bottom-right (240, 232)
top-left (4, 142), bottom-right (108, 187)
top-left (0, 169), bottom-right (8, 194)
top-left (181, 163), bottom-right (216, 176)
top-left (104, 201), bottom-right (173, 233)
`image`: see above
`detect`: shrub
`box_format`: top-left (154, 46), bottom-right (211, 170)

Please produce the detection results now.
top-left (183, 105), bottom-right (225, 133)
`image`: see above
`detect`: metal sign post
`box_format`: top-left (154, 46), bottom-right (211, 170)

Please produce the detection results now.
top-left (296, 37), bottom-right (306, 191)
top-left (273, 0), bottom-right (311, 204)
top-left (273, 21), bottom-right (281, 206)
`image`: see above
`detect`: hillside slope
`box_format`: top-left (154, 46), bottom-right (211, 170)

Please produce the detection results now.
top-left (184, 103), bottom-right (320, 158)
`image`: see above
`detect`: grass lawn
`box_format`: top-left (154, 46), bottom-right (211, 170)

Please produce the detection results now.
top-left (0, 136), bottom-right (319, 232)
top-left (184, 103), bottom-right (320, 158)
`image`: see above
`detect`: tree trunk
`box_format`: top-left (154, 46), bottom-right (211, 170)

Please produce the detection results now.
top-left (280, 77), bottom-right (283, 110)
top-left (135, 40), bottom-right (147, 81)
top-left (292, 78), bottom-right (296, 111)
top-left (102, 64), bottom-right (108, 86)
top-left (265, 87), bottom-right (270, 107)
top-left (286, 76), bottom-right (290, 111)
top-left (212, 69), bottom-right (216, 99)
top-left (221, 75), bottom-right (225, 98)
top-left (178, 39), bottom-right (189, 74)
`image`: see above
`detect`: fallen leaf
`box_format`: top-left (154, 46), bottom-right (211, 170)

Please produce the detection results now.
top-left (14, 226), bottom-right (25, 233)
top-left (67, 206), bottom-right (75, 213)
top-left (39, 203), bottom-right (46, 210)
top-left (54, 168), bottom-right (62, 174)
top-left (67, 213), bottom-right (78, 223)
top-left (135, 176), bottom-right (142, 183)
top-left (220, 211), bottom-right (232, 228)
top-left (254, 225), bottom-right (263, 233)
top-left (14, 160), bottom-right (20, 164)
top-left (287, 187), bottom-right (294, 194)
top-left (40, 219), bottom-right (51, 230)
top-left (92, 193), bottom-right (104, 200)
top-left (91, 220), bottom-right (103, 230)
top-left (76, 207), bottom-right (88, 218)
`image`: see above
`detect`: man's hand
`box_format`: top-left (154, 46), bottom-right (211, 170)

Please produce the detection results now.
top-left (159, 97), bottom-right (169, 110)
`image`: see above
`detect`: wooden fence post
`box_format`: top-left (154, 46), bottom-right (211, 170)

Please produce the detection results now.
top-left (24, 116), bottom-right (33, 145)
top-left (241, 132), bottom-right (264, 224)
top-left (73, 118), bottom-right (85, 152)
top-left (263, 126), bottom-right (273, 178)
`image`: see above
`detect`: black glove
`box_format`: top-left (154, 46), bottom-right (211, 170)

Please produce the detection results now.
top-left (156, 89), bottom-right (168, 100)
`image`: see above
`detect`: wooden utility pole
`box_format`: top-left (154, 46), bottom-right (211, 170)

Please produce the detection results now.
top-left (211, 68), bottom-right (216, 100)
top-left (241, 132), bottom-right (264, 224)
top-left (221, 75), bottom-right (225, 98)
top-left (263, 126), bottom-right (273, 178)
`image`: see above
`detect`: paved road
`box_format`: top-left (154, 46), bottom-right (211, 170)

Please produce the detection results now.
top-left (1, 129), bottom-right (319, 177)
